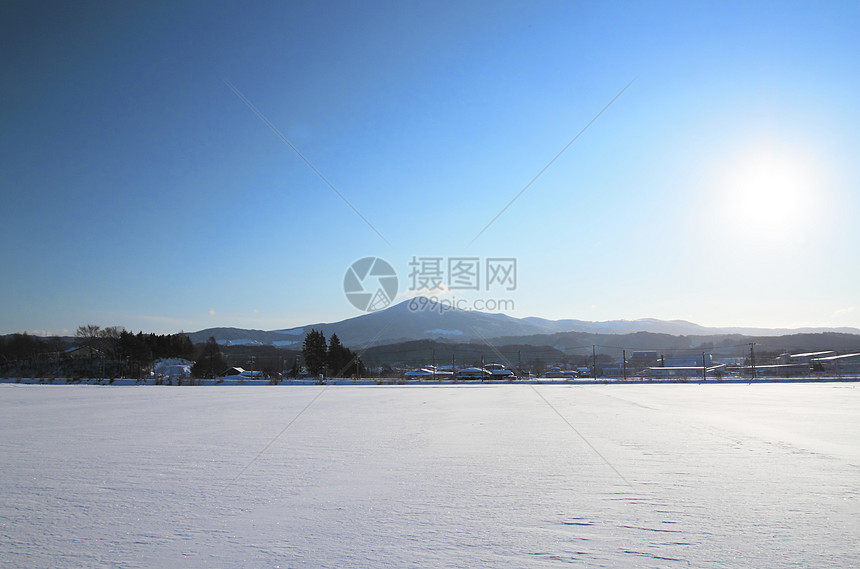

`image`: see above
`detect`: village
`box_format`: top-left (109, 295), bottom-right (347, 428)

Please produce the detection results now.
top-left (5, 345), bottom-right (859, 386)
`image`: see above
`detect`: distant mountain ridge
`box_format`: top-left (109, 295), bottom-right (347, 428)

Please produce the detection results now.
top-left (186, 299), bottom-right (860, 348)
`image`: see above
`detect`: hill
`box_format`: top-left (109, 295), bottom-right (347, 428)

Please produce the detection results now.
top-left (187, 299), bottom-right (860, 348)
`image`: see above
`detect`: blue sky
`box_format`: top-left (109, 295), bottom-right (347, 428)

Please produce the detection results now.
top-left (2, 0), bottom-right (859, 336)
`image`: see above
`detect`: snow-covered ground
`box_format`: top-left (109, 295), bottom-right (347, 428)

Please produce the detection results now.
top-left (1, 384), bottom-right (857, 568)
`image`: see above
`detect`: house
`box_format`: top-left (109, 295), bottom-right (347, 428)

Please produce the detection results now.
top-left (405, 367), bottom-right (454, 380)
top-left (222, 367), bottom-right (265, 380)
top-left (405, 368), bottom-right (434, 379)
top-left (63, 345), bottom-right (101, 359)
top-left (484, 363), bottom-right (516, 379)
top-left (455, 367), bottom-right (487, 380)
top-left (544, 367), bottom-right (578, 378)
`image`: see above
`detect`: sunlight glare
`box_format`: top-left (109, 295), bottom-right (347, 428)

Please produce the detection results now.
top-left (719, 145), bottom-right (821, 245)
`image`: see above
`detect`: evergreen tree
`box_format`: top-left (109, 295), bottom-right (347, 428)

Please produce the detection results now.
top-left (327, 333), bottom-right (348, 377)
top-left (170, 332), bottom-right (194, 360)
top-left (325, 334), bottom-right (365, 378)
top-left (118, 330), bottom-right (152, 378)
top-left (340, 346), bottom-right (365, 378)
top-left (192, 337), bottom-right (226, 379)
top-left (302, 329), bottom-right (327, 377)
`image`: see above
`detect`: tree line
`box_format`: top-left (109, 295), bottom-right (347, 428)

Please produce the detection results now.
top-left (0, 326), bottom-right (194, 378)
top-left (74, 325), bottom-right (194, 377)
top-left (1, 326), bottom-right (367, 381)
top-left (302, 330), bottom-right (365, 378)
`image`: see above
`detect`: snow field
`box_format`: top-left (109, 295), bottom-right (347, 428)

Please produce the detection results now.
top-left (0, 384), bottom-right (857, 568)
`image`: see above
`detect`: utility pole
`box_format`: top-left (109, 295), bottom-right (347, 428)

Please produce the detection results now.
top-left (622, 349), bottom-right (627, 382)
top-left (592, 345), bottom-right (597, 379)
top-left (702, 351), bottom-right (707, 381)
top-left (749, 343), bottom-right (756, 379)
top-left (518, 350), bottom-right (522, 378)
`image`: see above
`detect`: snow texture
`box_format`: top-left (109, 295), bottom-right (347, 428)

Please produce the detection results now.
top-left (1, 384), bottom-right (858, 568)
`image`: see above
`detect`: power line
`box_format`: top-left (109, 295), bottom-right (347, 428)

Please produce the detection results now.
top-left (226, 385), bottom-right (328, 486)
top-left (531, 386), bottom-right (633, 489)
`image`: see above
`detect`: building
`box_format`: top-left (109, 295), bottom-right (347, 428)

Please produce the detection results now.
top-left (222, 367), bottom-right (265, 380)
top-left (777, 351), bottom-right (836, 366)
top-left (629, 351), bottom-right (659, 369)
top-left (664, 354), bottom-right (712, 367)
top-left (811, 353), bottom-right (860, 375)
top-left (63, 345), bottom-right (101, 360)
top-left (484, 363), bottom-right (516, 379)
top-left (645, 363), bottom-right (726, 379)
top-left (404, 367), bottom-right (454, 380)
top-left (455, 367), bottom-right (486, 380)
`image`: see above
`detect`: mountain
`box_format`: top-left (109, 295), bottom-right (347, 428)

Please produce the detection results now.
top-left (190, 300), bottom-right (555, 348)
top-left (519, 317), bottom-right (717, 336)
top-left (186, 299), bottom-right (860, 348)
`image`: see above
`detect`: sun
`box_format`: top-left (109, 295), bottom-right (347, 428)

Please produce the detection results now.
top-left (718, 144), bottom-right (820, 245)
